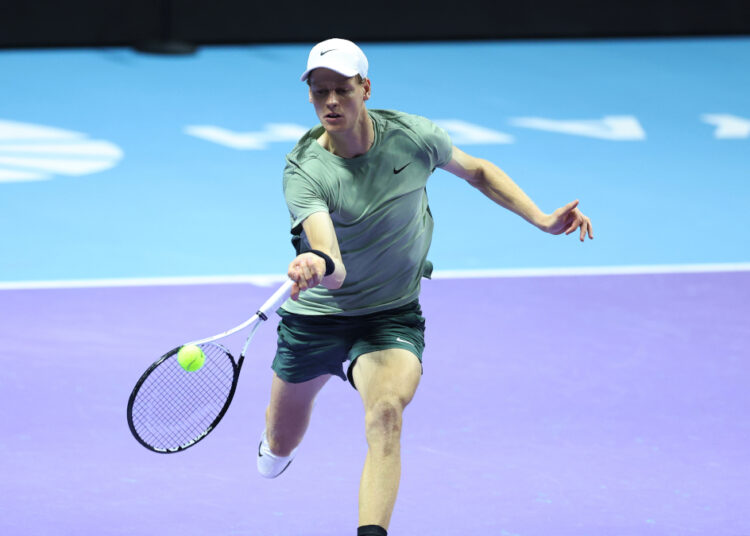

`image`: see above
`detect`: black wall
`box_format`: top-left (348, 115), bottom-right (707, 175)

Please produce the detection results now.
top-left (1, 0), bottom-right (748, 48)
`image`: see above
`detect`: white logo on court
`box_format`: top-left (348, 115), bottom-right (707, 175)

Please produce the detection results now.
top-left (396, 337), bottom-right (415, 347)
top-left (184, 123), bottom-right (309, 150)
top-left (701, 114), bottom-right (750, 139)
top-left (509, 115), bottom-right (646, 141)
top-left (0, 119), bottom-right (123, 183)
top-left (433, 120), bottom-right (515, 144)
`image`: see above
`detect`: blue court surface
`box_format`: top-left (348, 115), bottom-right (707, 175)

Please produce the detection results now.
top-left (1, 37), bottom-right (749, 535)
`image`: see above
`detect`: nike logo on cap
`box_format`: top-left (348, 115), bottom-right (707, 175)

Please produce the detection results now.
top-left (320, 49), bottom-right (336, 55)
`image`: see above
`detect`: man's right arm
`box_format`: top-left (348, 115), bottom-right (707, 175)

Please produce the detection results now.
top-left (287, 211), bottom-right (346, 301)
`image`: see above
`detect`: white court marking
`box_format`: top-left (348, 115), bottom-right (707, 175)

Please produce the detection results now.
top-left (1, 263), bottom-right (748, 290)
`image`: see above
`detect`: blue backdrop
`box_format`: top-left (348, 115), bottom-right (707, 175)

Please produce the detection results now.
top-left (1, 37), bottom-right (748, 282)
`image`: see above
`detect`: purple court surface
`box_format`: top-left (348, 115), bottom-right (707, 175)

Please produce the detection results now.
top-left (2, 272), bottom-right (748, 535)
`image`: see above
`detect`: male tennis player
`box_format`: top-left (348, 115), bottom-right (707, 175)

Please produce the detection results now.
top-left (258, 38), bottom-right (593, 536)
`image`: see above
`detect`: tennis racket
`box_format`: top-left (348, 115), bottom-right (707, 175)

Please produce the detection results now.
top-left (127, 279), bottom-right (293, 453)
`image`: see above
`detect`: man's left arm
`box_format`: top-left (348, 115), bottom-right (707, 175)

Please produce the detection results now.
top-left (440, 146), bottom-right (594, 241)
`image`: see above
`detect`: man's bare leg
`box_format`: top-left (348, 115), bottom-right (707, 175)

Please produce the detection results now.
top-left (259, 372), bottom-right (331, 476)
top-left (352, 349), bottom-right (422, 530)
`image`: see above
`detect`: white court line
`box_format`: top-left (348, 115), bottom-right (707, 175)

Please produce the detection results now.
top-left (0, 274), bottom-right (287, 290)
top-left (1, 263), bottom-right (749, 290)
top-left (431, 262), bottom-right (750, 279)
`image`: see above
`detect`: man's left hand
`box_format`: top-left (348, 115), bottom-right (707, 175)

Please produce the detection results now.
top-left (544, 200), bottom-right (594, 241)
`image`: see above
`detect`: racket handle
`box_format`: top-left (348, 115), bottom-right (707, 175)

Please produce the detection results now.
top-left (257, 279), bottom-right (294, 320)
top-left (188, 279), bottom-right (294, 346)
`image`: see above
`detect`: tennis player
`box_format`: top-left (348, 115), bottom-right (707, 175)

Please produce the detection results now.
top-left (258, 38), bottom-right (593, 536)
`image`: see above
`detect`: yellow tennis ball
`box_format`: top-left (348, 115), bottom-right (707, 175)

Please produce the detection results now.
top-left (177, 344), bottom-right (205, 372)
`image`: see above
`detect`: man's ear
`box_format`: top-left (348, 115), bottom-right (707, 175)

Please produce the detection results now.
top-left (362, 78), bottom-right (371, 101)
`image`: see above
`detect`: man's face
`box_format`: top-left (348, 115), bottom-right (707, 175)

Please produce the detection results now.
top-left (308, 68), bottom-right (370, 133)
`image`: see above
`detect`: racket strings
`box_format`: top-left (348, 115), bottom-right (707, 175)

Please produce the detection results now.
top-left (130, 343), bottom-right (236, 451)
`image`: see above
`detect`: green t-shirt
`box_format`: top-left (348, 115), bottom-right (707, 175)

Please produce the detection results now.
top-left (281, 109), bottom-right (453, 316)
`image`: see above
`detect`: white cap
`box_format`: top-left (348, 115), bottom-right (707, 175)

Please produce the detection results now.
top-left (300, 38), bottom-right (369, 82)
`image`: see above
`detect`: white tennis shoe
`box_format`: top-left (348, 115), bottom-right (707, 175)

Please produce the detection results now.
top-left (257, 430), bottom-right (297, 478)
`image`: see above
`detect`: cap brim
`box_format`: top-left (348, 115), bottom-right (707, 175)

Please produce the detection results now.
top-left (300, 64), bottom-right (360, 82)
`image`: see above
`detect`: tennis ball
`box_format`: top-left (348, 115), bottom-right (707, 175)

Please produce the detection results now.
top-left (177, 344), bottom-right (205, 372)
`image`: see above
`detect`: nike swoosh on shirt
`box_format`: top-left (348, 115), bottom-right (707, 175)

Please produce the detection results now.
top-left (393, 162), bottom-right (411, 174)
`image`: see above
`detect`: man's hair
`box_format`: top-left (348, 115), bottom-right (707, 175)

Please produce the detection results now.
top-left (306, 74), bottom-right (366, 87)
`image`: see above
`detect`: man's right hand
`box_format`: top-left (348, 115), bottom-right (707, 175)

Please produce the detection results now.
top-left (288, 252), bottom-right (328, 300)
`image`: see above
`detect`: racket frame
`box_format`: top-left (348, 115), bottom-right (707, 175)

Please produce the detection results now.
top-left (126, 279), bottom-right (293, 453)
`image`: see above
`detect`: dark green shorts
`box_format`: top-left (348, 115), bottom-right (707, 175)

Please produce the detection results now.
top-left (272, 300), bottom-right (425, 388)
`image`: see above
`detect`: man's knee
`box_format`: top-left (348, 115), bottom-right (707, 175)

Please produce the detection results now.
top-left (364, 395), bottom-right (405, 454)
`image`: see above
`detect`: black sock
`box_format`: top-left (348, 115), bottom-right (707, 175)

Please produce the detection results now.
top-left (357, 525), bottom-right (387, 536)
